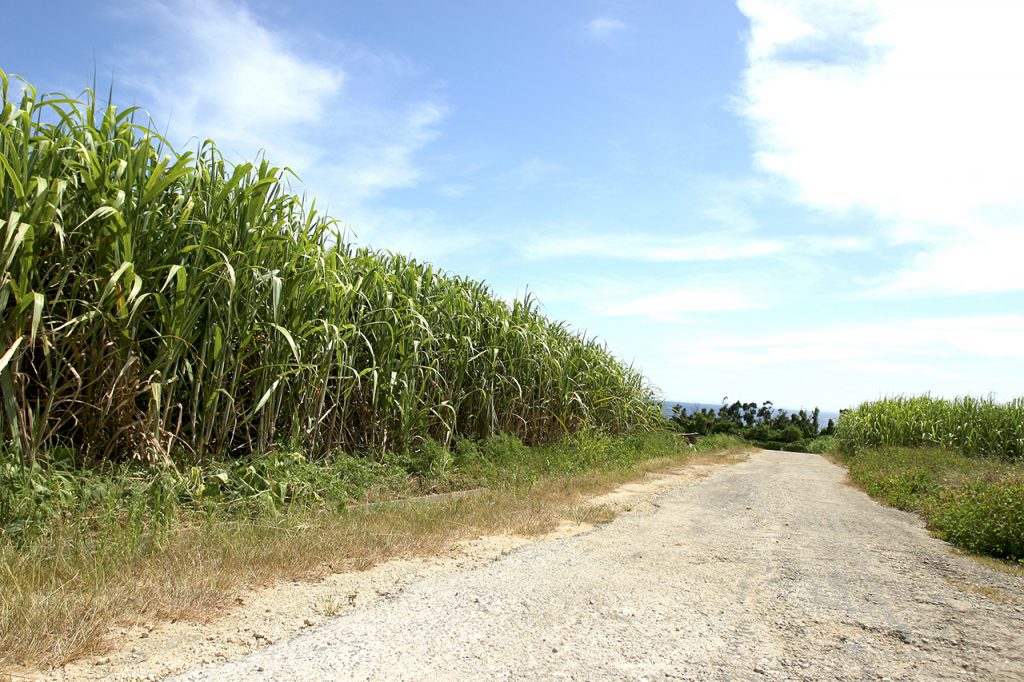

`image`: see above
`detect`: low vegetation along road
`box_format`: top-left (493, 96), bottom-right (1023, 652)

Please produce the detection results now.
top-left (174, 451), bottom-right (1024, 681)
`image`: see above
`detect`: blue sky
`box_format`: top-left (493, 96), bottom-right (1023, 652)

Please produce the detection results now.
top-left (4, 0), bottom-right (1023, 411)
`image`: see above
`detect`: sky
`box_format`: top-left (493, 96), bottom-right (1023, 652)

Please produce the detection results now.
top-left (3, 0), bottom-right (1023, 411)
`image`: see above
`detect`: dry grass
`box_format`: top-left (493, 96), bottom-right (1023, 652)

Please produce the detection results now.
top-left (942, 575), bottom-right (1021, 605)
top-left (958, 552), bottom-right (1024, 578)
top-left (0, 446), bottom-right (745, 673)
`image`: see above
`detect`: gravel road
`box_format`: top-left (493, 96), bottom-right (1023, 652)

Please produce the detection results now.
top-left (172, 450), bottom-right (1024, 681)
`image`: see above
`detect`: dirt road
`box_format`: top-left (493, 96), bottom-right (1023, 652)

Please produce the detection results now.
top-left (172, 450), bottom-right (1024, 681)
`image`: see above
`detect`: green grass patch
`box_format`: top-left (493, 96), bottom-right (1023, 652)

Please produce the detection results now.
top-left (837, 446), bottom-right (1024, 563)
top-left (0, 429), bottom-right (744, 670)
top-left (0, 429), bottom-right (714, 545)
top-left (804, 435), bottom-right (838, 454)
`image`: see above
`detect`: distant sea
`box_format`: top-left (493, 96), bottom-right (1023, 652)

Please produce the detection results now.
top-left (660, 400), bottom-right (841, 427)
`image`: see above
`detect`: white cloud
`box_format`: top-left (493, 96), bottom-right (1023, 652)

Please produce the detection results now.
top-left (737, 0), bottom-right (1024, 294)
top-left (340, 205), bottom-right (484, 264)
top-left (520, 230), bottom-right (868, 262)
top-left (123, 0), bottom-right (446, 208)
top-left (604, 289), bottom-right (758, 321)
top-left (675, 315), bottom-right (1024, 367)
top-left (802, 235), bottom-right (873, 254)
top-left (620, 313), bottom-right (1024, 408)
top-left (324, 102), bottom-right (447, 201)
top-left (523, 232), bottom-right (782, 262)
top-left (862, 225), bottom-right (1024, 297)
top-left (126, 0), bottom-right (343, 167)
top-left (583, 17), bottom-right (630, 43)
top-left (699, 195), bottom-right (760, 232)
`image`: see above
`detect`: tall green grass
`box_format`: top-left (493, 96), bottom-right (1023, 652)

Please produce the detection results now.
top-left (835, 396), bottom-right (1024, 562)
top-left (841, 447), bottom-right (1024, 562)
top-left (0, 73), bottom-right (657, 467)
top-left (836, 395), bottom-right (1024, 460)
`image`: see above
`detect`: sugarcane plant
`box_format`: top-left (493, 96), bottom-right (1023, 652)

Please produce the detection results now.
top-left (836, 395), bottom-right (1024, 459)
top-left (0, 72), bottom-right (659, 467)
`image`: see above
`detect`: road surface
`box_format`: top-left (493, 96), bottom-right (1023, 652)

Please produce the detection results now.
top-left (173, 450), bottom-right (1024, 681)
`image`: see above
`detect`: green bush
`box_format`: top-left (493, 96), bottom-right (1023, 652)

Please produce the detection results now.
top-left (691, 433), bottom-right (748, 453)
top-left (199, 451), bottom-right (330, 509)
top-left (328, 454), bottom-right (407, 499)
top-left (0, 450), bottom-right (182, 544)
top-left (804, 435), bottom-right (837, 454)
top-left (1, 445), bottom-right (410, 541)
top-left (383, 439), bottom-right (456, 479)
top-left (932, 477), bottom-right (1024, 561)
top-left (841, 446), bottom-right (1024, 563)
top-left (863, 469), bottom-right (941, 511)
top-left (670, 400), bottom-right (824, 448)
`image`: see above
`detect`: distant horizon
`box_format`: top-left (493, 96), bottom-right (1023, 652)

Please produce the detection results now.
top-left (661, 390), bottom-right (1024, 417)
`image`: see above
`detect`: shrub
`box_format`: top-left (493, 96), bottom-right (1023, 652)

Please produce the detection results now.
top-left (932, 476), bottom-right (1024, 562)
top-left (804, 435), bottom-right (837, 454)
top-left (840, 446), bottom-right (1024, 563)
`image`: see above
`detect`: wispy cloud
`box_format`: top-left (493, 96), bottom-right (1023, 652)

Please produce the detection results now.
top-left (675, 315), bottom-right (1024, 367)
top-left (522, 232), bottom-right (782, 262)
top-left (125, 0), bottom-right (343, 166)
top-left (519, 230), bottom-right (868, 262)
top-left (122, 0), bottom-right (447, 211)
top-left (737, 0), bottom-right (1024, 295)
top-left (324, 102), bottom-right (447, 202)
top-left (503, 158), bottom-right (563, 185)
top-left (859, 226), bottom-right (1024, 298)
top-left (337, 204), bottom-right (485, 264)
top-left (583, 17), bottom-right (630, 44)
top-left (603, 289), bottom-right (759, 321)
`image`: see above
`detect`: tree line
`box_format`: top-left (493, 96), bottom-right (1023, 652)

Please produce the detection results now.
top-left (669, 400), bottom-right (835, 451)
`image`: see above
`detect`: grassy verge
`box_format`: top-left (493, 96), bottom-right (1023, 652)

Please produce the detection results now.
top-left (0, 430), bottom-right (747, 671)
top-left (836, 446), bottom-right (1024, 564)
